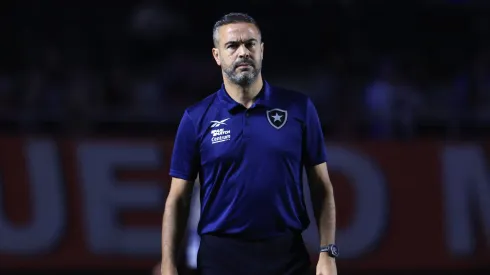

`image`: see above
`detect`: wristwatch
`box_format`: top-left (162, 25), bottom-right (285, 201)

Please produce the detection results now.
top-left (320, 244), bottom-right (339, 258)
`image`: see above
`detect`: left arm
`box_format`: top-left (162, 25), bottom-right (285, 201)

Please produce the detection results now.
top-left (303, 97), bottom-right (337, 274)
top-left (306, 162), bottom-right (336, 247)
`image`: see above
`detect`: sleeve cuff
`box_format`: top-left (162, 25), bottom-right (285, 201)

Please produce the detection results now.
top-left (169, 170), bottom-right (196, 181)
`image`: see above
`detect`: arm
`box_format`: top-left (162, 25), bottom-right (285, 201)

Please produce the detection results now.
top-left (306, 162), bottom-right (336, 247)
top-left (303, 98), bottom-right (335, 245)
top-left (302, 98), bottom-right (337, 273)
top-left (161, 177), bottom-right (195, 270)
top-left (161, 110), bottom-right (200, 274)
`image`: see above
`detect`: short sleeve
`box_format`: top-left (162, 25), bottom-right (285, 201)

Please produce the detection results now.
top-left (303, 98), bottom-right (328, 167)
top-left (169, 110), bottom-right (200, 181)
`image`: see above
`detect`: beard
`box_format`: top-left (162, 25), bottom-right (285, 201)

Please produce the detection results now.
top-left (223, 59), bottom-right (261, 87)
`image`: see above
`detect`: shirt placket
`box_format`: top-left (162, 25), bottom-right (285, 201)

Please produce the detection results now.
top-left (243, 108), bottom-right (253, 140)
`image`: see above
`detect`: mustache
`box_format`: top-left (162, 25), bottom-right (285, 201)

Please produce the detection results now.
top-left (234, 60), bottom-right (254, 68)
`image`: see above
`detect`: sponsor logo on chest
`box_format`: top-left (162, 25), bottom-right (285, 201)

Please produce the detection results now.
top-left (210, 128), bottom-right (231, 144)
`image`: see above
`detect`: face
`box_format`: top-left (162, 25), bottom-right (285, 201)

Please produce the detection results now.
top-left (212, 23), bottom-right (264, 86)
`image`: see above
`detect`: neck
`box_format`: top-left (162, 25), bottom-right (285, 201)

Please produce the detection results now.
top-left (223, 74), bottom-right (263, 108)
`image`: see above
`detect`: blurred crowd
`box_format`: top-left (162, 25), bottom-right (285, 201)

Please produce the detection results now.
top-left (1, 0), bottom-right (489, 139)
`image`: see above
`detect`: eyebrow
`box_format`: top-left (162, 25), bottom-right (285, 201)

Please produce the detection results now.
top-left (224, 38), bottom-right (258, 47)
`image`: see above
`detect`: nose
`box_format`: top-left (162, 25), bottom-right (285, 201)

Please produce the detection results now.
top-left (237, 44), bottom-right (250, 58)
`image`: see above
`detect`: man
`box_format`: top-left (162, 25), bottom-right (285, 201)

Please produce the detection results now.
top-left (161, 13), bottom-right (338, 275)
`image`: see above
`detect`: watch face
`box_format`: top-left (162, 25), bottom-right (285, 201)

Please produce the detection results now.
top-left (330, 245), bottom-right (339, 257)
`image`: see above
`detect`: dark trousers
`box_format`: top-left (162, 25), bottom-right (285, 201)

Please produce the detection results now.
top-left (197, 232), bottom-right (311, 275)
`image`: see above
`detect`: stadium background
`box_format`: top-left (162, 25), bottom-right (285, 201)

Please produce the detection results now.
top-left (1, 0), bottom-right (489, 274)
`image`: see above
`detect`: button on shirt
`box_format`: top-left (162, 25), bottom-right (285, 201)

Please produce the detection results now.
top-left (169, 81), bottom-right (328, 240)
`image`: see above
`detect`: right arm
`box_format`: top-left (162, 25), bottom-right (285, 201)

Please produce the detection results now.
top-left (161, 110), bottom-right (200, 274)
top-left (161, 177), bottom-right (194, 272)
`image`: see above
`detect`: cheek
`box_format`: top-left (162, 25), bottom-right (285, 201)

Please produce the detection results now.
top-left (252, 49), bottom-right (261, 60)
top-left (252, 54), bottom-right (261, 64)
top-left (221, 56), bottom-right (234, 67)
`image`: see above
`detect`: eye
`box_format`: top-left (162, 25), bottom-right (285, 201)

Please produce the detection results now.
top-left (246, 42), bottom-right (255, 48)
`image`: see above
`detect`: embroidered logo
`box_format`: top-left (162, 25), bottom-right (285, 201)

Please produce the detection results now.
top-left (266, 108), bottom-right (288, 129)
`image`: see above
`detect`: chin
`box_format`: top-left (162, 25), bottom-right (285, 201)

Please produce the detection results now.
top-left (233, 78), bottom-right (254, 86)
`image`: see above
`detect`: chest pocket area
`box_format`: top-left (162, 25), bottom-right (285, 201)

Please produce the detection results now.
top-left (253, 114), bottom-right (303, 160)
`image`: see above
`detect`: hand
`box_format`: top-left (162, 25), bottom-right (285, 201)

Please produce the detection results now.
top-left (316, 253), bottom-right (337, 275)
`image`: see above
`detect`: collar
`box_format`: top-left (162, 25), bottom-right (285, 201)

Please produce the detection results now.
top-left (217, 80), bottom-right (273, 112)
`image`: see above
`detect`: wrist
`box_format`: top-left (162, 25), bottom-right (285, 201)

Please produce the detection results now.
top-left (319, 244), bottom-right (340, 258)
top-left (161, 259), bottom-right (177, 268)
top-left (319, 252), bottom-right (336, 261)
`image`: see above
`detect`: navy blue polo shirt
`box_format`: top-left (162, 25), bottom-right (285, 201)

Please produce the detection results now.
top-left (169, 81), bottom-right (327, 239)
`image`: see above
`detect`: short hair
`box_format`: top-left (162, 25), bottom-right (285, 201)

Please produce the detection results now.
top-left (212, 13), bottom-right (261, 47)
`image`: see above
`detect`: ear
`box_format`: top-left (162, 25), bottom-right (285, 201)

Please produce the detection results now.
top-left (260, 42), bottom-right (264, 60)
top-left (212, 48), bottom-right (221, 66)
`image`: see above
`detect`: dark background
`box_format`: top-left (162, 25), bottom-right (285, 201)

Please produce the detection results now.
top-left (0, 0), bottom-right (489, 139)
top-left (0, 0), bottom-right (489, 274)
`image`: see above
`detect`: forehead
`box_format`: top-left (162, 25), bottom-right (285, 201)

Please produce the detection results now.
top-left (218, 23), bottom-right (260, 42)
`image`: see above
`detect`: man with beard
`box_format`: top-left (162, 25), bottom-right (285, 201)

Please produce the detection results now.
top-left (161, 13), bottom-right (338, 275)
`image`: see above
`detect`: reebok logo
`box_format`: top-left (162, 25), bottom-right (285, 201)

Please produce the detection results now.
top-left (210, 118), bottom-right (230, 128)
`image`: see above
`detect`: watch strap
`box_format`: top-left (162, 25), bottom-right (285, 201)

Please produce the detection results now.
top-left (319, 244), bottom-right (339, 258)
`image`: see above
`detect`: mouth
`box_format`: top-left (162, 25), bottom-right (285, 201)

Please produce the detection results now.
top-left (236, 63), bottom-right (253, 69)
